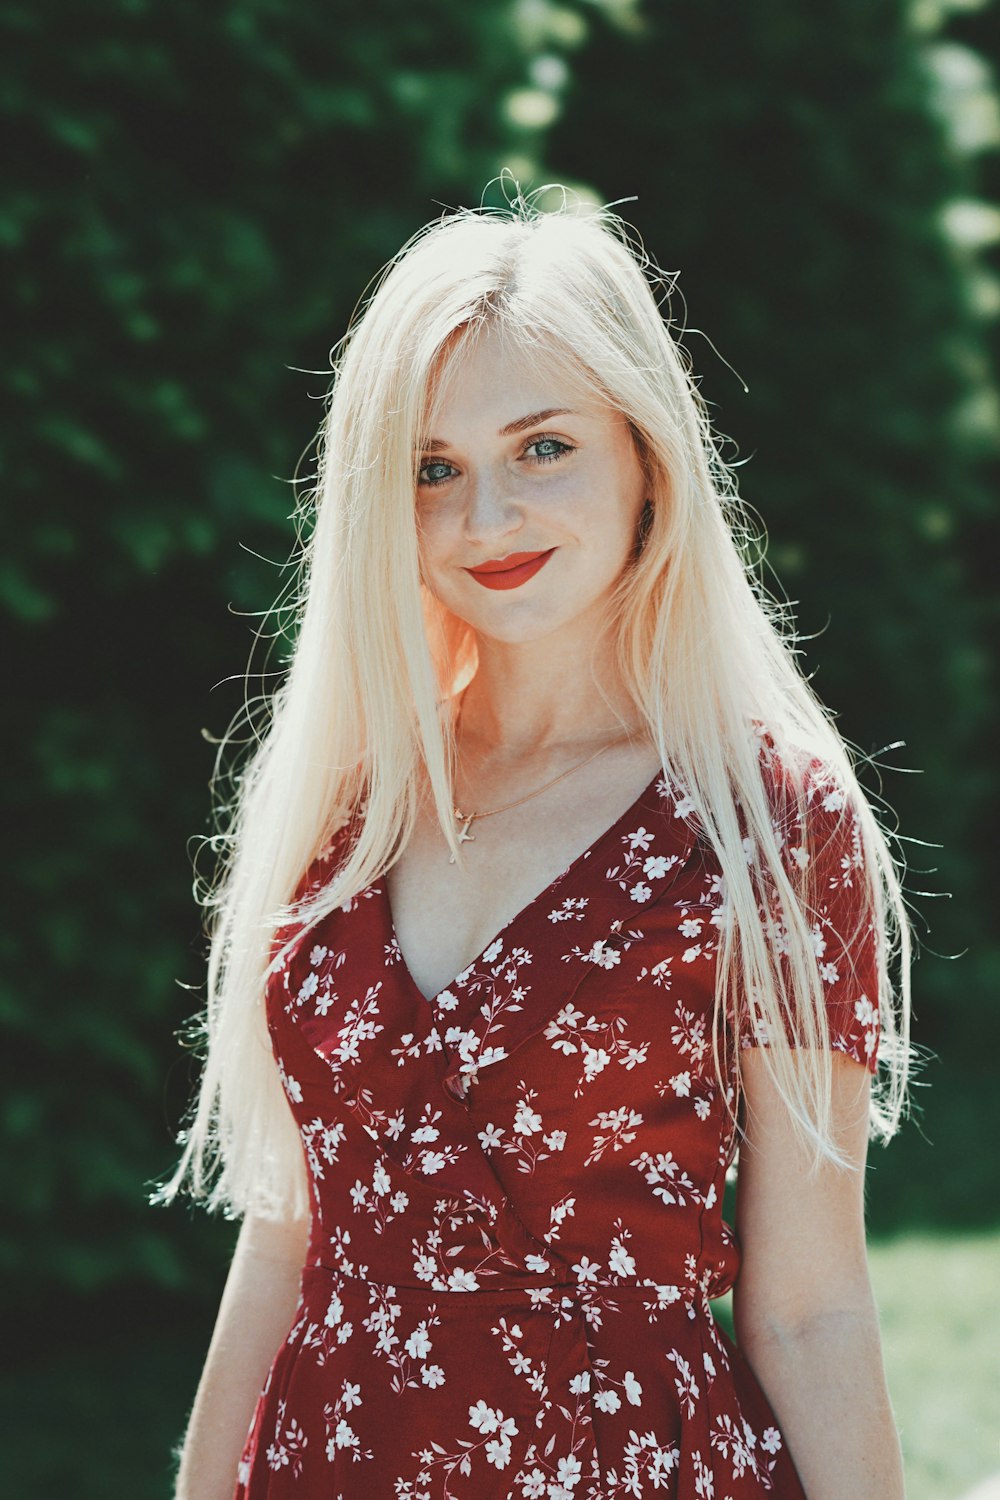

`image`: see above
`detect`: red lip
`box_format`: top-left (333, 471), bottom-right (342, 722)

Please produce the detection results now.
top-left (465, 548), bottom-right (556, 591)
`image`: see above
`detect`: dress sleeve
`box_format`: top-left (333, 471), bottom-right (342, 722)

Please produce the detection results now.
top-left (740, 753), bottom-right (882, 1074)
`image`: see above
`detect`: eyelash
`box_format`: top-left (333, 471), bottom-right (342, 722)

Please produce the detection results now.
top-left (416, 435), bottom-right (576, 489)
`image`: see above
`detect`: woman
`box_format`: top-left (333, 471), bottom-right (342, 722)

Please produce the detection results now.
top-left (156, 191), bottom-right (913, 1499)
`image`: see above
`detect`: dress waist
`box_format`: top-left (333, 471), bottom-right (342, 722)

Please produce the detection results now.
top-left (302, 1261), bottom-right (724, 1314)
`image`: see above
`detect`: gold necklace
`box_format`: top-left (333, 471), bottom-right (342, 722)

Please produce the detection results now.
top-left (448, 701), bottom-right (629, 863)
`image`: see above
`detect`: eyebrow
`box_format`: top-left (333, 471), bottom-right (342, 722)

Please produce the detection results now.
top-left (421, 408), bottom-right (576, 453)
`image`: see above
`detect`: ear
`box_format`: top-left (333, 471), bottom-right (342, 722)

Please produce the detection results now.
top-left (636, 498), bottom-right (655, 551)
top-left (626, 420), bottom-right (655, 489)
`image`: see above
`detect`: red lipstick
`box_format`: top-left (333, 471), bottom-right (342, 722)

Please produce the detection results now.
top-left (465, 548), bottom-right (556, 591)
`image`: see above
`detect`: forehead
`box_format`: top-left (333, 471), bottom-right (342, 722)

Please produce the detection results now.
top-left (423, 322), bottom-right (606, 432)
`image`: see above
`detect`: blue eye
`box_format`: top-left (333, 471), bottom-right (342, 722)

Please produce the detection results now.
top-left (524, 436), bottom-right (574, 464)
top-left (417, 460), bottom-right (456, 488)
top-left (416, 436), bottom-right (575, 487)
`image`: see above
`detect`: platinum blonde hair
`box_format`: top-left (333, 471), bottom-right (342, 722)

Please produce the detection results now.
top-left (151, 190), bottom-right (914, 1223)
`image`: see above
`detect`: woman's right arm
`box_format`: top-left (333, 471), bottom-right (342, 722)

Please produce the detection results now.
top-left (173, 1209), bottom-right (312, 1500)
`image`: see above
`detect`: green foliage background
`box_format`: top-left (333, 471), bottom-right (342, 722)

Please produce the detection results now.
top-left (2, 0), bottom-right (997, 1495)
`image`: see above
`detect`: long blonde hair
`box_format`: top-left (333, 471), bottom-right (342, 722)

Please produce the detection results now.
top-left (150, 189), bottom-right (914, 1223)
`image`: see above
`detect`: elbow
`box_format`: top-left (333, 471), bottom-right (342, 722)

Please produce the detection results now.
top-left (734, 1287), bottom-right (880, 1360)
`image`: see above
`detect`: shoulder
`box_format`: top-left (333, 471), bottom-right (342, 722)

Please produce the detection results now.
top-left (751, 721), bottom-right (860, 838)
top-left (745, 723), bottom-right (876, 919)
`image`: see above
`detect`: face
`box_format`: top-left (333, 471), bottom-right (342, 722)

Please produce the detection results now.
top-left (415, 324), bottom-right (648, 646)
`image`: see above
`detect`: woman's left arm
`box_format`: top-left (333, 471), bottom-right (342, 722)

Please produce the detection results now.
top-left (733, 1050), bottom-right (905, 1500)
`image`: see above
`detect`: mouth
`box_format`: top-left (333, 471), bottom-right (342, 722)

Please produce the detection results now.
top-left (465, 548), bottom-right (556, 591)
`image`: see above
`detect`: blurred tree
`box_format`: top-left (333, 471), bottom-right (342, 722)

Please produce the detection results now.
top-left (0, 0), bottom-right (549, 1300)
top-left (942, 0), bottom-right (1000, 850)
top-left (2, 0), bottom-right (997, 1310)
top-left (542, 0), bottom-right (1000, 1087)
top-left (5, 2), bottom-right (997, 1493)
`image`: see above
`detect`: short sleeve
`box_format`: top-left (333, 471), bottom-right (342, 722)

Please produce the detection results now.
top-left (740, 751), bottom-right (882, 1074)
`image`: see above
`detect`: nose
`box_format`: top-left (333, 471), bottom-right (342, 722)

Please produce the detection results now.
top-left (463, 465), bottom-right (523, 548)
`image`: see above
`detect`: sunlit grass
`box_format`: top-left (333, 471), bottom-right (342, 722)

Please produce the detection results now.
top-left (869, 1229), bottom-right (1000, 1500)
top-left (713, 1228), bottom-right (1000, 1500)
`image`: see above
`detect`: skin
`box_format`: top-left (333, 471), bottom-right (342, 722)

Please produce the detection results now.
top-left (735, 1055), bottom-right (906, 1498)
top-left (387, 322), bottom-right (666, 1002)
top-left (414, 322), bottom-right (649, 753)
top-left (173, 1211), bottom-right (310, 1500)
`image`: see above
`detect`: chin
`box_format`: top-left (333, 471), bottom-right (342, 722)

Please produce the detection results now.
top-left (475, 595), bottom-right (611, 647)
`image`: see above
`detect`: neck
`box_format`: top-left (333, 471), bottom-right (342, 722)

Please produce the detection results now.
top-left (453, 632), bottom-right (646, 762)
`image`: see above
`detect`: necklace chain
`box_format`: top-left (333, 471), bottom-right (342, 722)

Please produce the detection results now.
top-left (448, 697), bottom-right (629, 858)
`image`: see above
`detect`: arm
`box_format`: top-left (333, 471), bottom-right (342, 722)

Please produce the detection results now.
top-left (173, 1209), bottom-right (311, 1500)
top-left (733, 1051), bottom-right (905, 1500)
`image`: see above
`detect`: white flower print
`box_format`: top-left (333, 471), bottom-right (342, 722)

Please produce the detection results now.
top-left (544, 1195), bottom-right (576, 1241)
top-left (547, 895), bottom-right (589, 923)
top-left (585, 938), bottom-right (622, 969)
top-left (322, 1380), bottom-right (373, 1465)
top-left (636, 953), bottom-right (674, 988)
top-left (300, 1116), bottom-right (346, 1180)
top-left (667, 1348), bottom-right (701, 1419)
top-left (407, 1198), bottom-right (509, 1291)
top-left (608, 1234), bottom-right (637, 1279)
top-left (585, 1107), bottom-right (644, 1165)
top-left (670, 1003), bottom-right (709, 1066)
top-left (514, 1098), bottom-right (543, 1135)
top-left (448, 1268), bottom-right (481, 1291)
top-left (582, 1044), bottom-right (611, 1081)
top-left (545, 1007), bottom-right (649, 1097)
top-left (277, 1060), bottom-right (303, 1102)
top-left (404, 1323), bottom-right (432, 1359)
top-left (240, 736), bottom-right (872, 1498)
top-left (546, 1004), bottom-right (586, 1054)
top-left (297, 970), bottom-right (319, 1004)
top-left (348, 1159), bottom-right (410, 1234)
top-left (631, 1149), bottom-right (706, 1209)
top-left (572, 1255), bottom-right (601, 1284)
top-left (265, 1403), bottom-right (307, 1477)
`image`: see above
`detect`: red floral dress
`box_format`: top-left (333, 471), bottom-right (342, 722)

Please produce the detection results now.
top-left (233, 749), bottom-right (880, 1499)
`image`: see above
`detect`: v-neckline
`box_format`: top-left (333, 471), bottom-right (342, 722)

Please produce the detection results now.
top-left (383, 767), bottom-right (666, 1007)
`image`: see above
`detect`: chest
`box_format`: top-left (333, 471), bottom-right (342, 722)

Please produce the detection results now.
top-left (384, 749), bottom-right (664, 1003)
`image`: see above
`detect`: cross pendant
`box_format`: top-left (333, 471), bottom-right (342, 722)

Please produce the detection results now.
top-left (449, 811), bottom-right (476, 863)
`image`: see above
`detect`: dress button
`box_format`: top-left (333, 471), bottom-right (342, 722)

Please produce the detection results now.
top-left (442, 1074), bottom-right (469, 1105)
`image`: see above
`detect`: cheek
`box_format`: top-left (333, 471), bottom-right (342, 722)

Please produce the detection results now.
top-left (416, 506), bottom-right (470, 603)
top-left (415, 502), bottom-right (453, 563)
top-left (584, 458), bottom-right (646, 547)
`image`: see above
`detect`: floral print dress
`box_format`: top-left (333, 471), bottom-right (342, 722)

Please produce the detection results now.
top-left (233, 745), bottom-right (880, 1499)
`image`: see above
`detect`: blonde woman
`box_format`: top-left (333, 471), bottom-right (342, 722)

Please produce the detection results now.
top-left (158, 191), bottom-right (913, 1500)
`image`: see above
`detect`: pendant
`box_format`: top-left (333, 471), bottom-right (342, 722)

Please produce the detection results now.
top-left (449, 809), bottom-right (476, 863)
